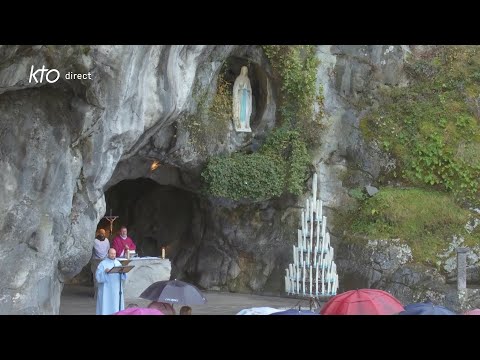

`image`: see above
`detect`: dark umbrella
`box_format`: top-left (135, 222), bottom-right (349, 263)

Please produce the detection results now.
top-left (140, 279), bottom-right (207, 305)
top-left (270, 309), bottom-right (319, 315)
top-left (398, 302), bottom-right (456, 315)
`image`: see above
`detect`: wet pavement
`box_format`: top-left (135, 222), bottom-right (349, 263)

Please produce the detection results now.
top-left (60, 284), bottom-right (323, 315)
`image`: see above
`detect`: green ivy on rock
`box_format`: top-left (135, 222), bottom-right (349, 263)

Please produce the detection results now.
top-left (202, 128), bottom-right (310, 201)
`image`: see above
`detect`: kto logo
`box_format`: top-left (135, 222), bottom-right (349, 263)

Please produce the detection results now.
top-left (29, 65), bottom-right (60, 84)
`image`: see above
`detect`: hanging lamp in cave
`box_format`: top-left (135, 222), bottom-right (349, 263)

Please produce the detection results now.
top-left (150, 160), bottom-right (161, 171)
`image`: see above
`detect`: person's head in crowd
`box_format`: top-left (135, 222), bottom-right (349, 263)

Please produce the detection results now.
top-left (148, 301), bottom-right (176, 315)
top-left (96, 229), bottom-right (106, 241)
top-left (180, 306), bottom-right (192, 315)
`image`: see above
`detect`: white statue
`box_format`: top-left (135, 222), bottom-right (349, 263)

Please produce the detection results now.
top-left (232, 66), bottom-right (252, 132)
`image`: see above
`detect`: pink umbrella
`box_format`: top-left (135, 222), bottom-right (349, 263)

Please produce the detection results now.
top-left (114, 307), bottom-right (164, 315)
top-left (464, 309), bottom-right (480, 315)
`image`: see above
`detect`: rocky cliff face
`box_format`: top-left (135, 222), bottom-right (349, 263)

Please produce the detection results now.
top-left (1, 45), bottom-right (467, 314)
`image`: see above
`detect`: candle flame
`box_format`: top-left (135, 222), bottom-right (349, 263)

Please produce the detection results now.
top-left (150, 160), bottom-right (161, 171)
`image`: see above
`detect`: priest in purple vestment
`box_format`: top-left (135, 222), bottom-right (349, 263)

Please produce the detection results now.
top-left (112, 226), bottom-right (137, 257)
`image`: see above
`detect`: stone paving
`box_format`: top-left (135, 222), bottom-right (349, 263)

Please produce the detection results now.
top-left (60, 284), bottom-right (323, 315)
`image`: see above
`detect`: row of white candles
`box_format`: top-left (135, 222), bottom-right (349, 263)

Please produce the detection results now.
top-left (284, 261), bottom-right (339, 295)
top-left (295, 231), bottom-right (332, 268)
top-left (284, 172), bottom-right (339, 296)
top-left (287, 260), bottom-right (337, 283)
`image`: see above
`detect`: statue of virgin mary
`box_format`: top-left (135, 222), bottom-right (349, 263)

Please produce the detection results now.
top-left (232, 66), bottom-right (252, 132)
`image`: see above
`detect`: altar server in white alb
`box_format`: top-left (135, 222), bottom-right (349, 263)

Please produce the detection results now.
top-left (91, 229), bottom-right (110, 299)
top-left (95, 248), bottom-right (127, 315)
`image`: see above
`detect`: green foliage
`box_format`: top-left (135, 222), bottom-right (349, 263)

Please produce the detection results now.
top-left (349, 188), bottom-right (480, 265)
top-left (260, 128), bottom-right (310, 195)
top-left (262, 45), bottom-right (324, 147)
top-left (184, 74), bottom-right (232, 155)
top-left (348, 188), bottom-right (368, 201)
top-left (201, 154), bottom-right (284, 201)
top-left (209, 75), bottom-right (232, 124)
top-left (202, 128), bottom-right (310, 201)
top-left (361, 46), bottom-right (480, 204)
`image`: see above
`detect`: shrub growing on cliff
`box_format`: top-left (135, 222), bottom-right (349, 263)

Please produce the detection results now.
top-left (202, 128), bottom-right (309, 201)
top-left (262, 45), bottom-right (323, 147)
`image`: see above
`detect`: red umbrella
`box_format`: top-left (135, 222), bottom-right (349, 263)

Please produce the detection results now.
top-left (114, 307), bottom-right (164, 315)
top-left (320, 289), bottom-right (404, 315)
top-left (464, 309), bottom-right (480, 315)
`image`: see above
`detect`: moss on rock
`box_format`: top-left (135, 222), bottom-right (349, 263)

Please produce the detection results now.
top-left (360, 46), bottom-right (480, 204)
top-left (349, 187), bottom-right (480, 266)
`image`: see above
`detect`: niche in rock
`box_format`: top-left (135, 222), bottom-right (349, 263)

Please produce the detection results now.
top-left (221, 56), bottom-right (268, 131)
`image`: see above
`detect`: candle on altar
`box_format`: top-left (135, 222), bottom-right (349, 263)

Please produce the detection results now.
top-left (161, 247), bottom-right (165, 259)
top-left (315, 262), bottom-right (319, 296)
top-left (289, 263), bottom-right (294, 280)
top-left (297, 230), bottom-right (302, 248)
top-left (285, 276), bottom-right (289, 293)
top-left (312, 173), bottom-right (317, 207)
